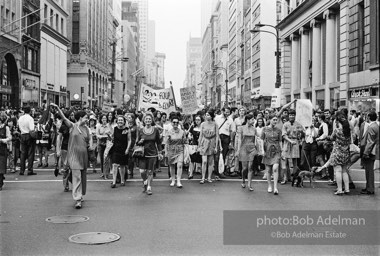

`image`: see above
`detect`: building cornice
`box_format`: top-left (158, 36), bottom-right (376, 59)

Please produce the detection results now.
top-left (41, 24), bottom-right (70, 46)
top-left (277, 0), bottom-right (319, 30)
top-left (46, 0), bottom-right (69, 17)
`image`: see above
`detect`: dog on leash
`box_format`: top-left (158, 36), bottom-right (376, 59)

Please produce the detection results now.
top-left (292, 167), bottom-right (318, 188)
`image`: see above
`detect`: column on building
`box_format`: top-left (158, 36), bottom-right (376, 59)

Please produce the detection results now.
top-left (310, 19), bottom-right (322, 107)
top-left (323, 9), bottom-right (337, 110)
top-left (290, 34), bottom-right (300, 101)
top-left (299, 27), bottom-right (309, 99)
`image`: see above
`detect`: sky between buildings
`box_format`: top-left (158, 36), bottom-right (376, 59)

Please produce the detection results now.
top-left (149, 0), bottom-right (201, 105)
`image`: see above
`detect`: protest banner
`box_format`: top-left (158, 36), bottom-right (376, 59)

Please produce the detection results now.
top-left (102, 102), bottom-right (113, 112)
top-left (180, 86), bottom-right (198, 114)
top-left (270, 88), bottom-right (281, 108)
top-left (296, 99), bottom-right (313, 127)
top-left (138, 84), bottom-right (176, 113)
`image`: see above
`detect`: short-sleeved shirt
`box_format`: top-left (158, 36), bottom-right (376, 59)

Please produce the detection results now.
top-left (215, 115), bottom-right (236, 137)
top-left (58, 122), bottom-right (70, 150)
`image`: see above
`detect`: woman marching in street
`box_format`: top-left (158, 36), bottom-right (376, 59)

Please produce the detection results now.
top-left (111, 116), bottom-right (131, 188)
top-left (236, 114), bottom-right (257, 191)
top-left (88, 116), bottom-right (98, 173)
top-left (126, 113), bottom-right (138, 179)
top-left (261, 113), bottom-right (282, 195)
top-left (188, 115), bottom-right (202, 179)
top-left (328, 111), bottom-right (351, 195)
top-left (198, 109), bottom-right (219, 184)
top-left (166, 114), bottom-right (187, 188)
top-left (96, 114), bottom-right (112, 179)
top-left (137, 112), bottom-right (163, 195)
top-left (0, 115), bottom-right (11, 191)
top-left (51, 103), bottom-right (92, 209)
top-left (253, 117), bottom-right (265, 176)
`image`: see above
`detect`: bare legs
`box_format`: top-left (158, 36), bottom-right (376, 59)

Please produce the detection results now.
top-left (201, 155), bottom-right (214, 183)
top-left (111, 164), bottom-right (126, 187)
top-left (266, 163), bottom-right (279, 195)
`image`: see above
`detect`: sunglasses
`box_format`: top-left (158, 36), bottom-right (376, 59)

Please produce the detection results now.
top-left (195, 119), bottom-right (201, 121)
top-left (172, 121), bottom-right (179, 124)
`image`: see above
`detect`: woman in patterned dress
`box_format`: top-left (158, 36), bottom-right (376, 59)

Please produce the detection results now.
top-left (198, 110), bottom-right (219, 184)
top-left (165, 115), bottom-right (187, 188)
top-left (51, 103), bottom-right (91, 209)
top-left (261, 114), bottom-right (282, 195)
top-left (328, 111), bottom-right (351, 195)
top-left (236, 114), bottom-right (257, 191)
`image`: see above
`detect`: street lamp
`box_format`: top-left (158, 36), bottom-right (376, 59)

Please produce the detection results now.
top-left (250, 23), bottom-right (281, 88)
top-left (110, 56), bottom-right (129, 103)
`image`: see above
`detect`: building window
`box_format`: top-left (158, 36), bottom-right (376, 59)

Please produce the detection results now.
top-left (56, 14), bottom-right (59, 31)
top-left (61, 18), bottom-right (64, 35)
top-left (50, 9), bottom-right (53, 26)
top-left (44, 4), bottom-right (47, 22)
top-left (370, 0), bottom-right (379, 65)
top-left (27, 48), bottom-right (32, 70)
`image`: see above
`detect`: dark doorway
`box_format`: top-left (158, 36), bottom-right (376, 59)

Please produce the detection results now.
top-left (0, 53), bottom-right (19, 108)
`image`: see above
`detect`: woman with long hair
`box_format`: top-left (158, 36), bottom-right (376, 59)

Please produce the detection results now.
top-left (236, 114), bottom-right (257, 191)
top-left (165, 114), bottom-right (187, 188)
top-left (328, 111), bottom-right (351, 195)
top-left (137, 112), bottom-right (163, 195)
top-left (188, 115), bottom-right (202, 179)
top-left (198, 109), bottom-right (219, 183)
top-left (261, 114), bottom-right (282, 195)
top-left (253, 117), bottom-right (265, 176)
top-left (51, 103), bottom-right (92, 209)
top-left (111, 116), bottom-right (131, 188)
top-left (96, 114), bottom-right (112, 179)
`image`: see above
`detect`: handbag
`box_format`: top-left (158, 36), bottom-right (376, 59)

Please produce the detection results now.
top-left (132, 145), bottom-right (144, 158)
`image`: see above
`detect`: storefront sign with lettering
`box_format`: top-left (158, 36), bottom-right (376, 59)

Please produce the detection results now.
top-left (350, 89), bottom-right (370, 98)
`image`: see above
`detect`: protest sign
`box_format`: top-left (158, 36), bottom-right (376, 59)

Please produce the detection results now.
top-left (270, 88), bottom-right (281, 108)
top-left (296, 99), bottom-right (313, 127)
top-left (138, 84), bottom-right (176, 113)
top-left (180, 86), bottom-right (198, 114)
top-left (102, 102), bottom-right (113, 112)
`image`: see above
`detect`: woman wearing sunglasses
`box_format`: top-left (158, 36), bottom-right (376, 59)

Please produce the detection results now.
top-left (165, 115), bottom-right (187, 188)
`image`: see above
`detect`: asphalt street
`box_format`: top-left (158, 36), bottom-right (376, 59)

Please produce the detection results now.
top-left (1, 161), bottom-right (379, 256)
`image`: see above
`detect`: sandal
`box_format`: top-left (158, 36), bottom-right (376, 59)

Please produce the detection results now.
top-left (207, 179), bottom-right (213, 183)
top-left (121, 182), bottom-right (125, 187)
top-left (249, 187), bottom-right (254, 191)
top-left (241, 183), bottom-right (246, 188)
top-left (200, 179), bottom-right (205, 184)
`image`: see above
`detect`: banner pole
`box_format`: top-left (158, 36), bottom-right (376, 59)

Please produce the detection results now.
top-left (171, 85), bottom-right (177, 109)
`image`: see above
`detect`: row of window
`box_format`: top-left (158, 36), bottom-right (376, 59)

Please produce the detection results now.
top-left (43, 4), bottom-right (65, 36)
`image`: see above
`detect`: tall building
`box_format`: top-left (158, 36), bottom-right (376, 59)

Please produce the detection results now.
top-left (246, 0), bottom-right (278, 109)
top-left (277, 0), bottom-right (379, 111)
top-left (133, 0), bottom-right (148, 73)
top-left (147, 20), bottom-right (155, 60)
top-left (154, 52), bottom-right (165, 88)
top-left (201, 25), bottom-right (211, 106)
top-left (121, 1), bottom-right (140, 107)
top-left (66, 0), bottom-right (112, 109)
top-left (40, 0), bottom-right (70, 107)
top-left (111, 0), bottom-right (123, 107)
top-left (201, 0), bottom-right (229, 108)
top-left (0, 0), bottom-right (22, 107)
top-left (20, 0), bottom-right (41, 108)
top-left (185, 37), bottom-right (202, 89)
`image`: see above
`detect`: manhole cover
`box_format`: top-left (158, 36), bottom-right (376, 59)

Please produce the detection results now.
top-left (69, 232), bottom-right (120, 245)
top-left (46, 215), bottom-right (89, 224)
